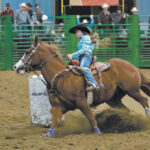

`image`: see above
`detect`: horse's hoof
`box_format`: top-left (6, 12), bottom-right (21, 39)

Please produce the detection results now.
top-left (42, 128), bottom-right (55, 137)
top-left (94, 128), bottom-right (102, 134)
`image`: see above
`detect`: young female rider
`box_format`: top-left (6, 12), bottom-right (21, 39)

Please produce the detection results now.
top-left (67, 24), bottom-right (99, 91)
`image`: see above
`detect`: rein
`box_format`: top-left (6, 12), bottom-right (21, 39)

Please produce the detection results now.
top-left (29, 54), bottom-right (57, 89)
top-left (22, 44), bottom-right (57, 89)
top-left (39, 54), bottom-right (57, 69)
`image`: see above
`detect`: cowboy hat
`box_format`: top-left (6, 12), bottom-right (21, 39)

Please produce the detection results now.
top-left (82, 19), bottom-right (89, 24)
top-left (20, 3), bottom-right (27, 8)
top-left (131, 7), bottom-right (138, 12)
top-left (27, 3), bottom-right (32, 7)
top-left (69, 24), bottom-right (91, 34)
top-left (102, 3), bottom-right (109, 8)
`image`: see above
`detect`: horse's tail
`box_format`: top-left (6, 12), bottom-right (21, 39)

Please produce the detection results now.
top-left (138, 69), bottom-right (150, 96)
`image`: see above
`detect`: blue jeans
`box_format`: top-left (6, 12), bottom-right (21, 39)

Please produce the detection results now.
top-left (80, 54), bottom-right (98, 86)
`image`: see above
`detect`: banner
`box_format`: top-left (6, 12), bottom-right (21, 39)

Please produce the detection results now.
top-left (70, 0), bottom-right (119, 6)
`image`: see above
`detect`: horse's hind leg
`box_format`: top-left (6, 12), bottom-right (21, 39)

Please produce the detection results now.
top-left (128, 90), bottom-right (150, 117)
top-left (76, 98), bottom-right (102, 134)
top-left (106, 88), bottom-right (129, 110)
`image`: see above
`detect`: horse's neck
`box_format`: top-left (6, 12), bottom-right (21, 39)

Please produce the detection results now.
top-left (41, 59), bottom-right (66, 85)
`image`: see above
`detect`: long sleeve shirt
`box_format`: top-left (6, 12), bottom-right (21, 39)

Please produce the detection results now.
top-left (72, 34), bottom-right (94, 60)
top-left (0, 9), bottom-right (14, 23)
top-left (32, 9), bottom-right (43, 24)
top-left (112, 12), bottom-right (124, 24)
top-left (98, 11), bottom-right (113, 24)
top-left (76, 18), bottom-right (94, 29)
top-left (15, 10), bottom-right (31, 24)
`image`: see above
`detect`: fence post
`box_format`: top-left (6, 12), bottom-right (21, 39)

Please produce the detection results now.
top-left (126, 15), bottom-right (140, 67)
top-left (3, 15), bottom-right (13, 70)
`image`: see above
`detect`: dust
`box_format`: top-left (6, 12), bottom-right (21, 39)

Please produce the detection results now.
top-left (96, 108), bottom-right (150, 133)
top-left (55, 110), bottom-right (91, 137)
top-left (1, 70), bottom-right (150, 150)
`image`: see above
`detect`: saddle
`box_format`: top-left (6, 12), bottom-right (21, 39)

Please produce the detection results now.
top-left (68, 56), bottom-right (111, 88)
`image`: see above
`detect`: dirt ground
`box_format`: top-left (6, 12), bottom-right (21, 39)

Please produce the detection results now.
top-left (0, 69), bottom-right (150, 150)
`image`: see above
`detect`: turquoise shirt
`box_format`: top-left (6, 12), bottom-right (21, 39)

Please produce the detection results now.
top-left (72, 34), bottom-right (94, 60)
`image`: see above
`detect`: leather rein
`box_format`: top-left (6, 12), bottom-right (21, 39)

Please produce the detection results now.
top-left (22, 44), bottom-right (57, 89)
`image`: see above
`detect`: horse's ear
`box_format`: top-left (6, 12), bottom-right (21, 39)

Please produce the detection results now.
top-left (34, 35), bottom-right (39, 47)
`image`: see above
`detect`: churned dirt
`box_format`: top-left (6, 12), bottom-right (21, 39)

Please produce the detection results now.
top-left (0, 69), bottom-right (150, 150)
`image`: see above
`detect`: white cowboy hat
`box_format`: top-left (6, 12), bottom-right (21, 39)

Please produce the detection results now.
top-left (102, 3), bottom-right (109, 8)
top-left (131, 7), bottom-right (138, 12)
top-left (20, 3), bottom-right (27, 7)
top-left (82, 19), bottom-right (88, 24)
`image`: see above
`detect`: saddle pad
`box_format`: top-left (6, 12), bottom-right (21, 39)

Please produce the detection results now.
top-left (90, 62), bottom-right (111, 75)
top-left (68, 62), bottom-right (110, 75)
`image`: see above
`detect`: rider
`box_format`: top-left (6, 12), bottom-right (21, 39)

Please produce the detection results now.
top-left (67, 24), bottom-right (99, 91)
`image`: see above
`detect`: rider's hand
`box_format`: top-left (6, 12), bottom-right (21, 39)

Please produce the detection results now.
top-left (90, 15), bottom-right (93, 18)
top-left (67, 54), bottom-right (73, 61)
top-left (76, 15), bottom-right (80, 18)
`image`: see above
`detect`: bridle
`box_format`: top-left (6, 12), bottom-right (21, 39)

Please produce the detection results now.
top-left (21, 43), bottom-right (57, 89)
top-left (21, 44), bottom-right (57, 71)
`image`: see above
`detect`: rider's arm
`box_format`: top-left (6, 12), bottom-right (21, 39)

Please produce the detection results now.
top-left (72, 35), bottom-right (93, 59)
top-left (76, 18), bottom-right (81, 25)
top-left (88, 17), bottom-right (94, 29)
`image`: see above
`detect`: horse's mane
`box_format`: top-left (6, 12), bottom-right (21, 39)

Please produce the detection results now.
top-left (41, 41), bottom-right (64, 64)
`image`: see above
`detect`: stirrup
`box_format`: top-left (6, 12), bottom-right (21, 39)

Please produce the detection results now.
top-left (86, 83), bottom-right (100, 92)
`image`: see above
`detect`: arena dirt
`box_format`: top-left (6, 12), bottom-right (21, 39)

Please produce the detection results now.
top-left (0, 70), bottom-right (150, 150)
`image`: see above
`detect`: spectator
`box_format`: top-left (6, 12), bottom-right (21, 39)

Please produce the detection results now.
top-left (33, 3), bottom-right (43, 25)
top-left (112, 6), bottom-right (126, 25)
top-left (98, 3), bottom-right (113, 37)
top-left (15, 3), bottom-right (32, 26)
top-left (26, 3), bottom-right (33, 19)
top-left (76, 15), bottom-right (94, 30)
top-left (0, 3), bottom-right (14, 23)
top-left (98, 4), bottom-right (113, 25)
top-left (112, 6), bottom-right (127, 35)
top-left (131, 7), bottom-right (138, 15)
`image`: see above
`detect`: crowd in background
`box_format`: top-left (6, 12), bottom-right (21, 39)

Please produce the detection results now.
top-left (0, 2), bottom-right (139, 39)
top-left (76, 3), bottom-right (138, 37)
top-left (0, 3), bottom-right (48, 26)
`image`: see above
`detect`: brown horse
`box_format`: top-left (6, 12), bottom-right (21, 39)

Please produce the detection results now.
top-left (14, 36), bottom-right (150, 137)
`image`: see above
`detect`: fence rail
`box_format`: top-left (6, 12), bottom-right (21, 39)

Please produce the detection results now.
top-left (0, 15), bottom-right (150, 70)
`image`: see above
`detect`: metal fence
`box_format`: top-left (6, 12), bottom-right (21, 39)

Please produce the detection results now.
top-left (0, 15), bottom-right (150, 70)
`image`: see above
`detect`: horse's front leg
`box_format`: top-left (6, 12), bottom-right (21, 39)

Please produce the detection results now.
top-left (44, 95), bottom-right (64, 137)
top-left (76, 98), bottom-right (102, 134)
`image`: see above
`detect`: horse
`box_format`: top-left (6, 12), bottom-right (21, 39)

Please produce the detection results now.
top-left (14, 36), bottom-right (150, 137)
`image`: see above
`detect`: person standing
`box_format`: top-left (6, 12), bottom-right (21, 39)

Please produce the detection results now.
top-left (98, 3), bottom-right (113, 37)
top-left (0, 3), bottom-right (14, 23)
top-left (67, 24), bottom-right (99, 91)
top-left (15, 3), bottom-right (32, 26)
top-left (112, 6), bottom-right (127, 34)
top-left (32, 3), bottom-right (43, 25)
top-left (26, 3), bottom-right (33, 19)
top-left (112, 6), bottom-right (126, 25)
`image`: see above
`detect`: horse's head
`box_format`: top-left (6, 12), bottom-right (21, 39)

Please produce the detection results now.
top-left (14, 36), bottom-right (57, 74)
top-left (13, 36), bottom-right (42, 74)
